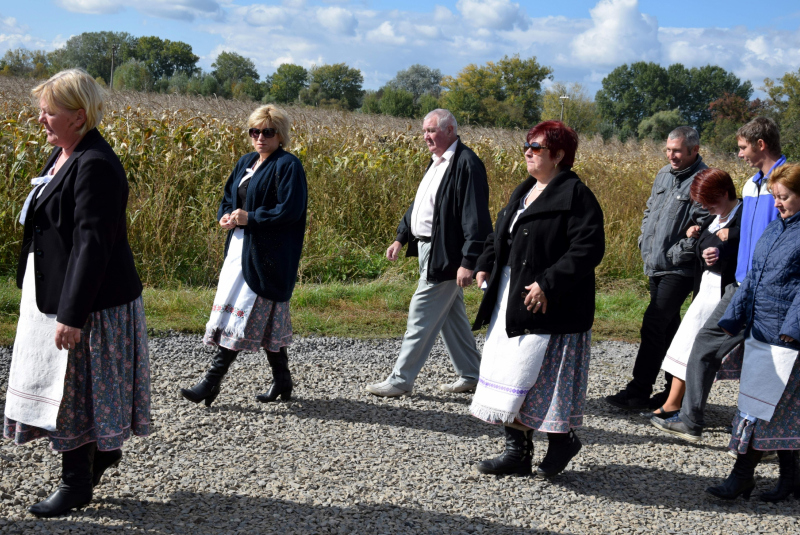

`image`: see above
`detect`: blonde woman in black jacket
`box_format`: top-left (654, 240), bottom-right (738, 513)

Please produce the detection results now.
top-left (470, 121), bottom-right (605, 478)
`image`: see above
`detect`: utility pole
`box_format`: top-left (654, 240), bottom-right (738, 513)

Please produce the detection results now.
top-left (109, 44), bottom-right (119, 89)
top-left (559, 95), bottom-right (570, 122)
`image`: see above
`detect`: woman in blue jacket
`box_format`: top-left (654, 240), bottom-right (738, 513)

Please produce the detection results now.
top-left (710, 163), bottom-right (800, 502)
top-left (181, 105), bottom-right (308, 406)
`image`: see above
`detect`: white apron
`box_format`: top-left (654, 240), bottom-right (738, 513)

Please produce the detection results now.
top-left (738, 334), bottom-right (798, 422)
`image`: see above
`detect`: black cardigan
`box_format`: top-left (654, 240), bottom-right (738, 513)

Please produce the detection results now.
top-left (693, 202), bottom-right (742, 297)
top-left (473, 170), bottom-right (605, 335)
top-left (395, 139), bottom-right (493, 282)
top-left (16, 128), bottom-right (143, 328)
top-left (218, 148), bottom-right (308, 302)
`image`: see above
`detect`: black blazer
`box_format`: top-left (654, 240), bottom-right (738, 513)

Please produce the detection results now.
top-left (473, 170), bottom-right (605, 335)
top-left (17, 128), bottom-right (143, 328)
top-left (395, 139), bottom-right (493, 282)
top-left (693, 201), bottom-right (742, 297)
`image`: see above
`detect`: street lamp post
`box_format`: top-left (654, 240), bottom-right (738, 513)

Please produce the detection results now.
top-left (559, 95), bottom-right (570, 122)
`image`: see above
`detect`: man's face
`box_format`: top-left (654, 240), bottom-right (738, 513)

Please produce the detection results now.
top-left (423, 117), bottom-right (454, 157)
top-left (737, 137), bottom-right (765, 170)
top-left (665, 137), bottom-right (698, 171)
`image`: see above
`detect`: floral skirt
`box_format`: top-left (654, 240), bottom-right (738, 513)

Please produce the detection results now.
top-left (516, 332), bottom-right (591, 433)
top-left (203, 295), bottom-right (292, 353)
top-left (4, 296), bottom-right (151, 452)
top-left (729, 352), bottom-right (800, 452)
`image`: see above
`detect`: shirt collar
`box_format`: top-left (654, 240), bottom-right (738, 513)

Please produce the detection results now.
top-left (436, 139), bottom-right (459, 163)
top-left (752, 155), bottom-right (787, 183)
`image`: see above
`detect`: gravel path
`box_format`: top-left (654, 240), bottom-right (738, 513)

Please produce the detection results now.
top-left (1, 335), bottom-right (799, 534)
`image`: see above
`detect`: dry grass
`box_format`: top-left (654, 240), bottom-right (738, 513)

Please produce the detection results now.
top-left (0, 76), bottom-right (752, 287)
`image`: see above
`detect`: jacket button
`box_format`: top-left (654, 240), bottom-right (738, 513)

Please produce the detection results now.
top-left (521, 291), bottom-right (527, 298)
top-left (524, 329), bottom-right (531, 334)
top-left (35, 249), bottom-right (43, 256)
top-left (522, 260), bottom-right (526, 266)
top-left (523, 229), bottom-right (529, 236)
top-left (36, 271), bottom-right (43, 279)
top-left (35, 226), bottom-right (42, 234)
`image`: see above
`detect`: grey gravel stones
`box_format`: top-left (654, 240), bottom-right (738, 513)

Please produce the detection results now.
top-left (1, 335), bottom-right (798, 534)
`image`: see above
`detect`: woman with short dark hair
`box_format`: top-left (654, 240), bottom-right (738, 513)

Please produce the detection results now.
top-left (470, 120), bottom-right (605, 477)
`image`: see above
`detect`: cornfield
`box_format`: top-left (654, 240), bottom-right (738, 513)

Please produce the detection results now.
top-left (0, 76), bottom-right (751, 288)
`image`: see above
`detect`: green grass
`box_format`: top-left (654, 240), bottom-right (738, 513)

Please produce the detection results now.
top-left (0, 277), bottom-right (691, 347)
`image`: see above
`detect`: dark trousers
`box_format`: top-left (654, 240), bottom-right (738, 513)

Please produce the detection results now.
top-left (627, 274), bottom-right (695, 398)
top-left (679, 283), bottom-right (742, 433)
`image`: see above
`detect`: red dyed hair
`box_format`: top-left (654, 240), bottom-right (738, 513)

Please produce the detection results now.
top-left (690, 168), bottom-right (737, 206)
top-left (526, 120), bottom-right (579, 169)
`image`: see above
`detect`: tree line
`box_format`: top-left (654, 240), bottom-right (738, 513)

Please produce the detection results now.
top-left (2, 31), bottom-right (799, 158)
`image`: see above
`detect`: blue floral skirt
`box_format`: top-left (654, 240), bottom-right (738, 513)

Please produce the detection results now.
top-left (203, 295), bottom-right (292, 353)
top-left (4, 297), bottom-right (151, 452)
top-left (729, 353), bottom-right (800, 452)
top-left (517, 332), bottom-right (591, 433)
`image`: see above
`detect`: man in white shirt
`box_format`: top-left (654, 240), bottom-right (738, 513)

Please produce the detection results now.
top-left (366, 109), bottom-right (493, 397)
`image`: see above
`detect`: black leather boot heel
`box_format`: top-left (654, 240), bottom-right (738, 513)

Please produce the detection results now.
top-left (256, 347), bottom-right (293, 402)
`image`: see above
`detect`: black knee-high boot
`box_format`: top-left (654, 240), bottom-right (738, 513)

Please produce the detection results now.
top-left (29, 443), bottom-right (94, 517)
top-left (706, 447), bottom-right (763, 500)
top-left (537, 429), bottom-right (582, 477)
top-left (760, 450), bottom-right (800, 502)
top-left (93, 447), bottom-right (123, 487)
top-left (256, 347), bottom-right (293, 402)
top-left (180, 347), bottom-right (239, 407)
top-left (476, 426), bottom-right (533, 475)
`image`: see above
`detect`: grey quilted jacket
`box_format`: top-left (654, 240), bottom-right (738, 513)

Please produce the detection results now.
top-left (638, 156), bottom-right (709, 277)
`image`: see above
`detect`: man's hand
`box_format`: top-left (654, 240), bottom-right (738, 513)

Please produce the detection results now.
top-left (457, 267), bottom-right (474, 288)
top-left (476, 271), bottom-right (489, 289)
top-left (55, 322), bottom-right (81, 351)
top-left (386, 241), bottom-right (402, 261)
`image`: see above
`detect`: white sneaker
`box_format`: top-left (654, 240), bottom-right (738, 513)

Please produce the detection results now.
top-left (366, 380), bottom-right (410, 397)
top-left (439, 378), bottom-right (478, 393)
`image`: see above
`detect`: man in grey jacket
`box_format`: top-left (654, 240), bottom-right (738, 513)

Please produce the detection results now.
top-left (606, 126), bottom-right (709, 411)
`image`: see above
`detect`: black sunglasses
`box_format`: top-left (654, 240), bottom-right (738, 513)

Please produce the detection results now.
top-left (523, 142), bottom-right (549, 154)
top-left (249, 127), bottom-right (277, 139)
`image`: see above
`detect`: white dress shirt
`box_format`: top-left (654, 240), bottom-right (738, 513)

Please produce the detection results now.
top-left (410, 140), bottom-right (458, 238)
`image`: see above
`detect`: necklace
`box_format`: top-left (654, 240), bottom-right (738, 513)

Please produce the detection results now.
top-left (535, 182), bottom-right (547, 191)
top-left (719, 200), bottom-right (740, 222)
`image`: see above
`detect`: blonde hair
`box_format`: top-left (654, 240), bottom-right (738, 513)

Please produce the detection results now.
top-left (32, 69), bottom-right (105, 136)
top-left (247, 104), bottom-right (291, 147)
top-left (769, 163), bottom-right (800, 197)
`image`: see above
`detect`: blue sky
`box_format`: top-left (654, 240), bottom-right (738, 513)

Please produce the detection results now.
top-left (2, 0), bottom-right (799, 96)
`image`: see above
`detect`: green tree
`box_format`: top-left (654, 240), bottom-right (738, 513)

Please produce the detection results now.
top-left (638, 108), bottom-right (685, 141)
top-left (417, 94), bottom-right (440, 117)
top-left (112, 59), bottom-right (153, 92)
top-left (379, 87), bottom-right (415, 117)
top-left (541, 82), bottom-right (600, 134)
top-left (300, 63), bottom-right (364, 110)
top-left (54, 31), bottom-right (138, 80)
top-left (360, 90), bottom-right (382, 114)
top-left (701, 93), bottom-right (766, 153)
top-left (440, 55), bottom-right (553, 128)
top-left (270, 63), bottom-right (308, 103)
top-left (387, 64), bottom-right (442, 101)
top-left (764, 69), bottom-right (800, 160)
top-left (132, 36), bottom-right (199, 80)
top-left (595, 62), bottom-right (672, 132)
top-left (211, 51), bottom-right (259, 86)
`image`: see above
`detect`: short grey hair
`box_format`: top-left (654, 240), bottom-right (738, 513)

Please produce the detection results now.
top-left (668, 126), bottom-right (699, 149)
top-left (424, 108), bottom-right (457, 136)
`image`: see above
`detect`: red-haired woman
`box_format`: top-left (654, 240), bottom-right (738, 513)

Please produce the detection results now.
top-left (470, 121), bottom-right (605, 477)
top-left (651, 168), bottom-right (742, 421)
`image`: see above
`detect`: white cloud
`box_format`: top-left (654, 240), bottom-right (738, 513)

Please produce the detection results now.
top-left (433, 6), bottom-right (453, 24)
top-left (571, 0), bottom-right (660, 65)
top-left (54, 0), bottom-right (123, 15)
top-left (246, 5), bottom-right (288, 27)
top-left (456, 0), bottom-right (529, 31)
top-left (317, 7), bottom-right (357, 36)
top-left (366, 21), bottom-right (406, 45)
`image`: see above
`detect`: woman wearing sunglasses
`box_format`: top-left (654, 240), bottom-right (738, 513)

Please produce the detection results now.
top-left (470, 120), bottom-right (605, 477)
top-left (181, 104), bottom-right (308, 406)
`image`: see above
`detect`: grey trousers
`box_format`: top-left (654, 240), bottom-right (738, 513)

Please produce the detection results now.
top-left (387, 242), bottom-right (481, 390)
top-left (679, 283), bottom-right (743, 432)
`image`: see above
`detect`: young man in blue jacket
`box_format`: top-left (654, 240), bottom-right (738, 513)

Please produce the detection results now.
top-left (652, 117), bottom-right (786, 441)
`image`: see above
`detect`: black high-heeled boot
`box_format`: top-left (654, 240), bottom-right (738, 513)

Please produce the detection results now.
top-left (93, 448), bottom-right (123, 487)
top-left (29, 443), bottom-right (94, 518)
top-left (180, 347), bottom-right (239, 407)
top-left (707, 447), bottom-right (763, 500)
top-left (256, 347), bottom-right (293, 402)
top-left (476, 426), bottom-right (533, 476)
top-left (537, 429), bottom-right (582, 477)
top-left (760, 450), bottom-right (800, 502)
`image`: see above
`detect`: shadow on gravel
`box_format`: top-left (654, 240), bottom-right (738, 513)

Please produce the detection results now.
top-left (4, 492), bottom-right (580, 535)
top-left (548, 462), bottom-right (800, 515)
top-left (583, 397), bottom-right (738, 425)
top-left (282, 397), bottom-right (490, 438)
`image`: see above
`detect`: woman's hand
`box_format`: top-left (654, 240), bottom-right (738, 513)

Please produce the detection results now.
top-left (686, 225), bottom-right (701, 239)
top-left (219, 213), bottom-right (236, 230)
top-left (476, 271), bottom-right (489, 288)
top-left (702, 247), bottom-right (720, 266)
top-left (716, 228), bottom-right (729, 241)
top-left (55, 322), bottom-right (81, 351)
top-left (780, 334), bottom-right (796, 343)
top-left (524, 282), bottom-right (547, 313)
top-left (230, 209), bottom-right (248, 227)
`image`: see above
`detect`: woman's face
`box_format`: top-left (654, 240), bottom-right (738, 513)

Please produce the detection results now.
top-left (701, 195), bottom-right (734, 216)
top-left (525, 135), bottom-right (558, 180)
top-left (772, 182), bottom-right (800, 219)
top-left (250, 121), bottom-right (281, 157)
top-left (39, 98), bottom-right (84, 149)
